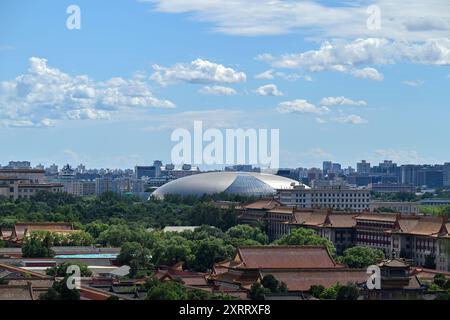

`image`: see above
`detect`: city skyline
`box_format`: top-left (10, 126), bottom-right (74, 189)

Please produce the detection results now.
top-left (1, 1), bottom-right (450, 168)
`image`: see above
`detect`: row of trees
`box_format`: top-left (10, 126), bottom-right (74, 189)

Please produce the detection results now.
top-left (0, 191), bottom-right (241, 231)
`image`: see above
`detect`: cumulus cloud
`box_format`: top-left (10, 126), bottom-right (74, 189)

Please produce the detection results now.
top-left (320, 96), bottom-right (367, 107)
top-left (257, 38), bottom-right (450, 80)
top-left (0, 57), bottom-right (175, 127)
top-left (255, 84), bottom-right (283, 96)
top-left (277, 99), bottom-right (329, 115)
top-left (351, 67), bottom-right (384, 81)
top-left (198, 85), bottom-right (237, 96)
top-left (254, 70), bottom-right (275, 80)
top-left (334, 114), bottom-right (368, 125)
top-left (144, 0), bottom-right (450, 41)
top-left (150, 59), bottom-right (246, 85)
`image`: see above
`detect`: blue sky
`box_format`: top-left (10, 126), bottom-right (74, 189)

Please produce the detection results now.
top-left (1, 0), bottom-right (450, 169)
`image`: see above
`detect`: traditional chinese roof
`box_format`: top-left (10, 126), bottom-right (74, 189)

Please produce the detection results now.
top-left (267, 207), bottom-right (295, 214)
top-left (292, 210), bottom-right (357, 229)
top-left (0, 284), bottom-right (34, 300)
top-left (11, 222), bottom-right (75, 241)
top-left (234, 246), bottom-right (344, 270)
top-left (259, 268), bottom-right (367, 292)
top-left (395, 216), bottom-right (449, 237)
top-left (356, 213), bottom-right (398, 222)
top-left (243, 199), bottom-right (282, 210)
top-left (325, 213), bottom-right (358, 228)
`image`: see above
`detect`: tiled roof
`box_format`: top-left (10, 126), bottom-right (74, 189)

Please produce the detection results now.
top-left (267, 207), bottom-right (294, 214)
top-left (243, 199), bottom-right (281, 210)
top-left (292, 211), bottom-right (313, 224)
top-left (236, 246), bottom-right (344, 269)
top-left (356, 213), bottom-right (398, 222)
top-left (396, 217), bottom-right (420, 233)
top-left (12, 222), bottom-right (74, 240)
top-left (397, 216), bottom-right (448, 237)
top-left (379, 259), bottom-right (409, 268)
top-left (303, 212), bottom-right (329, 226)
top-left (259, 269), bottom-right (367, 292)
top-left (326, 213), bottom-right (358, 228)
top-left (0, 284), bottom-right (34, 300)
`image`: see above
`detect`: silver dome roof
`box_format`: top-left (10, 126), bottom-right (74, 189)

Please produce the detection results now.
top-left (151, 171), bottom-right (308, 199)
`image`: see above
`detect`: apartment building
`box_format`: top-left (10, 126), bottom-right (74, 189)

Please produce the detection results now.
top-left (0, 169), bottom-right (63, 200)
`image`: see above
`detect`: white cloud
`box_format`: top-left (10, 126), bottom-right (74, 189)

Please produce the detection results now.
top-left (254, 70), bottom-right (274, 80)
top-left (277, 99), bottom-right (329, 115)
top-left (0, 57), bottom-right (175, 127)
top-left (144, 0), bottom-right (450, 41)
top-left (351, 67), bottom-right (384, 81)
top-left (320, 96), bottom-right (367, 107)
top-left (257, 38), bottom-right (450, 80)
top-left (334, 114), bottom-right (368, 125)
top-left (403, 80), bottom-right (425, 87)
top-left (255, 84), bottom-right (283, 96)
top-left (198, 85), bottom-right (237, 96)
top-left (150, 59), bottom-right (246, 85)
top-left (255, 69), bottom-right (311, 82)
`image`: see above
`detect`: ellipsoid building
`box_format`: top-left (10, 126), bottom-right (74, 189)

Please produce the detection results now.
top-left (151, 171), bottom-right (308, 199)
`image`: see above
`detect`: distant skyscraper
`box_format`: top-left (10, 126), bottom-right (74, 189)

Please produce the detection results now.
top-left (323, 161), bottom-right (332, 174)
top-left (331, 163), bottom-right (342, 173)
top-left (444, 163), bottom-right (450, 187)
top-left (7, 161), bottom-right (31, 169)
top-left (357, 160), bottom-right (371, 174)
top-left (135, 165), bottom-right (161, 179)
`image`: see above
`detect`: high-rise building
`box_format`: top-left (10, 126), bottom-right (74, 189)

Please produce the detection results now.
top-left (323, 161), bottom-right (332, 174)
top-left (357, 160), bottom-right (371, 174)
top-left (401, 165), bottom-right (418, 186)
top-left (444, 163), bottom-right (450, 188)
top-left (331, 163), bottom-right (342, 174)
top-left (135, 165), bottom-right (161, 179)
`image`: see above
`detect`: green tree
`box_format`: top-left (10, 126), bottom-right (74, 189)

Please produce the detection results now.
top-left (40, 276), bottom-right (80, 300)
top-left (260, 275), bottom-right (287, 293)
top-left (249, 282), bottom-right (269, 300)
top-left (22, 233), bottom-right (54, 258)
top-left (309, 285), bottom-right (325, 298)
top-left (145, 280), bottom-right (188, 300)
top-left (46, 262), bottom-right (92, 277)
top-left (189, 238), bottom-right (235, 272)
top-left (336, 283), bottom-right (360, 300)
top-left (275, 228), bottom-right (336, 256)
top-left (319, 283), bottom-right (342, 300)
top-left (433, 274), bottom-right (447, 288)
top-left (337, 246), bottom-right (385, 268)
top-left (226, 225), bottom-right (268, 245)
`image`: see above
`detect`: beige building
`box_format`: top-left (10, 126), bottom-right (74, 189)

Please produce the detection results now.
top-left (278, 185), bottom-right (370, 212)
top-left (0, 169), bottom-right (63, 200)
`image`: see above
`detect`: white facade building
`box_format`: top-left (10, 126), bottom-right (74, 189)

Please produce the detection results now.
top-left (277, 185), bottom-right (371, 212)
